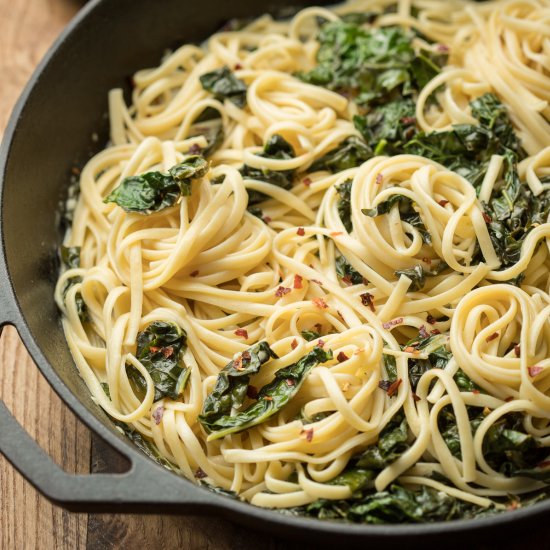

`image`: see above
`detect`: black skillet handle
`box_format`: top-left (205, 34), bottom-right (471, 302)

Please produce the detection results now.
top-left (0, 320), bottom-right (214, 513)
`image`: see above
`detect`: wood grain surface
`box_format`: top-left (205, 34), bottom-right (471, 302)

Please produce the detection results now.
top-left (1, 2), bottom-right (549, 549)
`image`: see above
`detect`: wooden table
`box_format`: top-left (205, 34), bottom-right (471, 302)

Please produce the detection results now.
top-left (0, 2), bottom-right (549, 549)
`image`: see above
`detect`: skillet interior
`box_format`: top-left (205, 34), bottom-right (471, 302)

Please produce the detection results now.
top-left (2, 0), bottom-right (550, 543)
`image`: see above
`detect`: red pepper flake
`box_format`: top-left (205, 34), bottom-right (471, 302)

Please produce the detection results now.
top-left (312, 297), bottom-right (328, 309)
top-left (161, 346), bottom-right (174, 358)
top-left (337, 351), bottom-right (349, 363)
top-left (247, 385), bottom-right (258, 399)
top-left (190, 270), bottom-right (199, 277)
top-left (437, 43), bottom-right (450, 52)
top-left (514, 344), bottom-right (520, 357)
top-left (301, 427), bottom-right (314, 442)
top-left (293, 274), bottom-right (303, 289)
top-left (482, 212), bottom-right (492, 224)
top-left (537, 460), bottom-right (550, 468)
top-left (315, 323), bottom-right (323, 333)
top-left (505, 396), bottom-right (514, 402)
top-left (194, 467), bottom-right (207, 479)
top-left (275, 286), bottom-right (291, 297)
top-left (234, 63), bottom-right (243, 70)
top-left (419, 325), bottom-right (429, 339)
top-left (382, 317), bottom-right (403, 330)
top-left (472, 389), bottom-right (480, 395)
top-left (263, 216), bottom-right (272, 224)
top-left (264, 396), bottom-right (273, 401)
top-left (285, 378), bottom-right (296, 387)
top-left (330, 231), bottom-right (343, 237)
top-left (297, 227), bottom-right (305, 236)
top-left (311, 279), bottom-right (323, 286)
top-left (150, 346), bottom-right (161, 353)
top-left (426, 314), bottom-right (437, 325)
top-left (303, 177), bottom-right (312, 187)
top-left (486, 332), bottom-right (499, 342)
top-left (152, 406), bottom-right (164, 425)
top-left (438, 199), bottom-right (449, 207)
top-left (71, 166), bottom-right (81, 176)
top-left (317, 339), bottom-right (325, 348)
top-left (387, 378), bottom-right (402, 397)
top-left (375, 173), bottom-right (383, 185)
top-left (400, 116), bottom-right (416, 125)
top-left (188, 143), bottom-right (202, 155)
top-left (291, 338), bottom-right (298, 350)
top-left (507, 499), bottom-right (519, 511)
top-left (360, 292), bottom-right (375, 312)
top-left (242, 351), bottom-right (251, 361)
top-left (412, 393), bottom-right (421, 402)
top-left (430, 329), bottom-right (441, 335)
top-left (422, 257), bottom-right (432, 265)
top-left (235, 328), bottom-right (248, 339)
top-left (528, 366), bottom-right (544, 377)
top-left (404, 346), bottom-right (417, 354)
top-left (342, 275), bottom-right (353, 286)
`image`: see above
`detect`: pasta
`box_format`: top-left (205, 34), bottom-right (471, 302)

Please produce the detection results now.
top-left (56, 0), bottom-right (550, 522)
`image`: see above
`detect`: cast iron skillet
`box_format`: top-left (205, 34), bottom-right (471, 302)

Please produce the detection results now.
top-left (0, 0), bottom-right (549, 544)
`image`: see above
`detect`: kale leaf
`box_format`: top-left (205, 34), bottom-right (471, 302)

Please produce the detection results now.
top-left (126, 321), bottom-right (189, 402)
top-left (199, 66), bottom-right (247, 108)
top-left (336, 255), bottom-right (365, 285)
top-left (310, 136), bottom-right (372, 173)
top-left (199, 347), bottom-right (333, 439)
top-left (301, 330), bottom-right (321, 342)
top-left (200, 342), bottom-right (277, 424)
top-left (59, 245), bottom-right (88, 323)
top-left (241, 134), bottom-right (296, 206)
top-left (104, 156), bottom-right (209, 214)
top-left (336, 180), bottom-right (353, 232)
top-left (394, 265), bottom-right (425, 291)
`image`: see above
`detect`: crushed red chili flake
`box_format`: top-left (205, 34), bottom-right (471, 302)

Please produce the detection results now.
top-left (382, 317), bottom-right (403, 330)
top-left (378, 380), bottom-right (392, 391)
top-left (403, 346), bottom-right (417, 353)
top-left (419, 325), bottom-right (429, 338)
top-left (472, 389), bottom-right (480, 395)
top-left (360, 292), bottom-right (375, 312)
top-left (337, 351), bottom-right (349, 363)
top-left (291, 338), bottom-right (298, 350)
top-left (71, 166), bottom-right (81, 176)
top-left (507, 499), bottom-right (519, 511)
top-left (235, 328), bottom-right (248, 339)
top-left (412, 393), bottom-right (421, 402)
top-left (152, 406), bottom-right (164, 425)
top-left (242, 351), bottom-right (251, 361)
top-left (161, 347), bottom-right (174, 358)
top-left (312, 297), bottom-right (328, 309)
top-left (330, 231), bottom-right (343, 237)
top-left (275, 286), bottom-right (291, 297)
top-left (303, 177), bottom-right (312, 186)
top-left (438, 199), bottom-right (449, 207)
top-left (188, 143), bottom-right (202, 155)
top-left (437, 43), bottom-right (450, 52)
top-left (297, 227), bottom-right (305, 236)
top-left (528, 366), bottom-right (544, 377)
top-left (400, 116), bottom-right (416, 125)
top-left (422, 257), bottom-right (432, 265)
top-left (486, 332), bottom-right (499, 342)
top-left (514, 344), bottom-right (520, 357)
top-left (482, 212), bottom-right (492, 223)
top-left (264, 396), bottom-right (273, 401)
top-left (317, 339), bottom-right (325, 348)
top-left (430, 329), bottom-right (441, 335)
top-left (342, 275), bottom-right (353, 286)
top-left (315, 323), bottom-right (323, 333)
top-left (190, 270), bottom-right (199, 277)
top-left (150, 346), bottom-right (161, 353)
top-left (375, 173), bottom-right (383, 185)
top-left (505, 396), bottom-right (514, 402)
top-left (247, 385), bottom-right (258, 399)
top-left (301, 427), bottom-right (314, 442)
top-left (263, 216), bottom-right (272, 224)
top-left (194, 467), bottom-right (207, 479)
top-left (537, 460), bottom-right (550, 468)
top-left (387, 378), bottom-right (402, 397)
top-left (285, 378), bottom-right (296, 387)
top-left (294, 274), bottom-right (303, 289)
top-left (234, 63), bottom-right (243, 70)
top-left (426, 314), bottom-right (437, 325)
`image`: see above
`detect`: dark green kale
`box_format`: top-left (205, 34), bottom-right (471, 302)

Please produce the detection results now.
top-left (59, 245), bottom-right (88, 323)
top-left (336, 254), bottom-right (366, 285)
top-left (199, 342), bottom-right (277, 425)
top-left (114, 420), bottom-right (175, 471)
top-left (188, 107), bottom-right (225, 157)
top-left (336, 180), bottom-right (353, 233)
top-left (362, 195), bottom-right (431, 244)
top-left (199, 480), bottom-right (241, 499)
top-left (354, 98), bottom-right (417, 156)
top-left (383, 354), bottom-right (397, 383)
top-left (104, 156), bottom-right (209, 214)
top-left (199, 347), bottom-right (333, 439)
top-left (310, 136), bottom-right (372, 173)
top-left (241, 135), bottom-right (296, 206)
top-left (301, 330), bottom-right (321, 342)
top-left (199, 66), bottom-right (247, 108)
top-left (126, 321), bottom-right (189, 402)
top-left (297, 23), bottom-right (443, 107)
top-left (394, 265), bottom-right (425, 291)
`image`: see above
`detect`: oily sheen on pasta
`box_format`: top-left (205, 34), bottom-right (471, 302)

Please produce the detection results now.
top-left (56, 0), bottom-right (550, 523)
